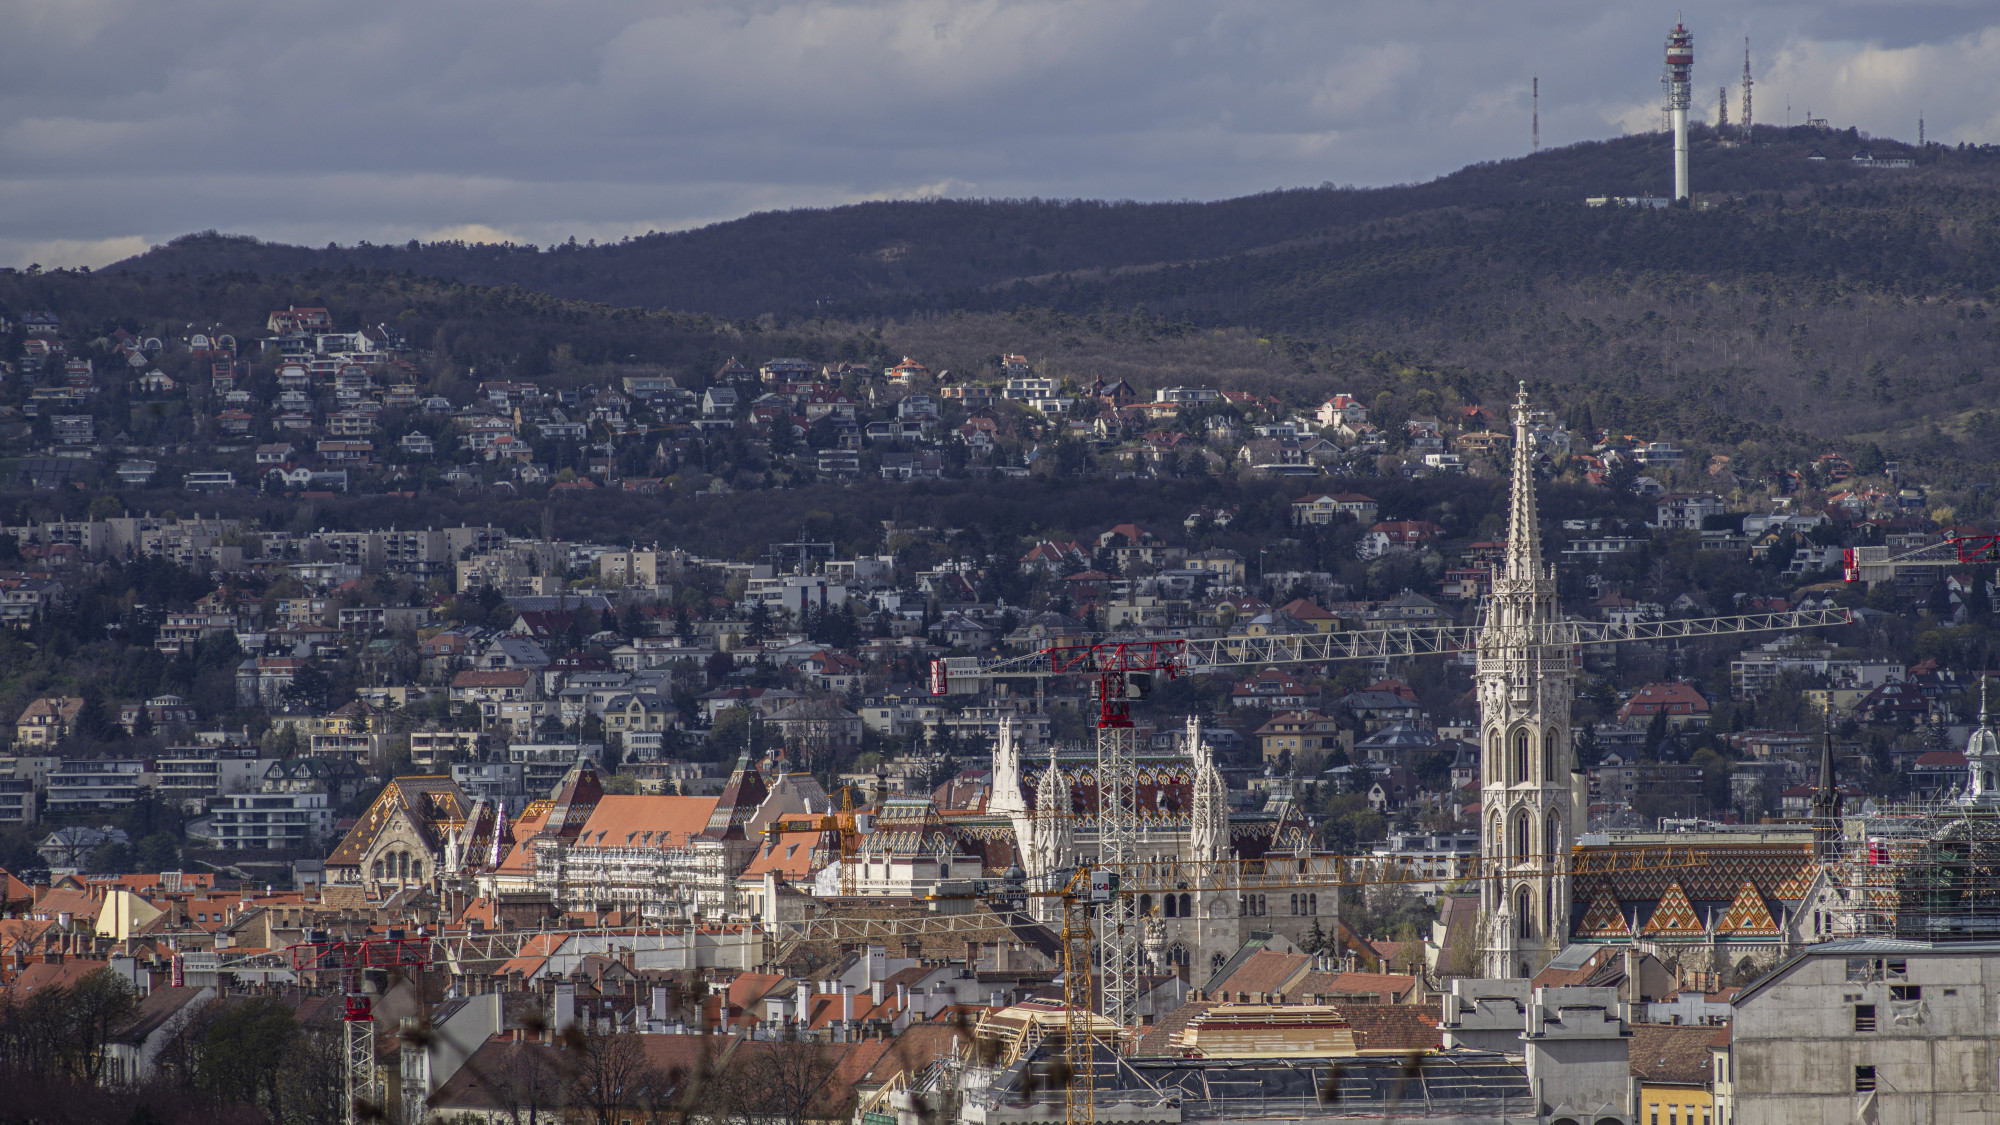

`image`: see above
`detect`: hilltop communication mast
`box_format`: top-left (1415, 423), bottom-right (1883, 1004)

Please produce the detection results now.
top-left (1718, 86), bottom-right (1729, 129)
top-left (1741, 39), bottom-right (1754, 139)
top-left (1532, 77), bottom-right (1540, 152)
top-left (1664, 22), bottom-right (1694, 199)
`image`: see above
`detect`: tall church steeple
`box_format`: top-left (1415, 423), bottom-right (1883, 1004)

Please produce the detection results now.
top-left (1477, 384), bottom-right (1574, 979)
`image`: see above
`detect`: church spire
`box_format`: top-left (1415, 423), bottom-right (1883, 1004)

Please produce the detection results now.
top-left (1506, 381), bottom-right (1542, 582)
top-left (1811, 703), bottom-right (1842, 857)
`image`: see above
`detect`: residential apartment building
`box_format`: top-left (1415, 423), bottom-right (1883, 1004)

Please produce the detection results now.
top-left (206, 790), bottom-right (334, 849)
top-left (410, 730), bottom-right (486, 768)
top-left (0, 778), bottom-right (34, 826)
top-left (1256, 711), bottom-right (1350, 763)
top-left (15, 696), bottom-right (84, 749)
top-left (155, 746), bottom-right (272, 810)
top-left (47, 758), bottom-right (151, 814)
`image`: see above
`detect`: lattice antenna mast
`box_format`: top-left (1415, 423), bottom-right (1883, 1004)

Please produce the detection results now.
top-left (1741, 39), bottom-right (1753, 139)
top-left (1718, 86), bottom-right (1729, 129)
top-left (1532, 77), bottom-right (1540, 152)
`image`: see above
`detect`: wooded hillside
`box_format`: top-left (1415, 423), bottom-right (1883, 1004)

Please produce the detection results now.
top-left (65, 125), bottom-right (2000, 463)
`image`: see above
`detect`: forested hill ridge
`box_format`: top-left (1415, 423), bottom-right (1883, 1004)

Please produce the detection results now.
top-left (94, 125), bottom-right (2000, 451)
top-left (108, 126), bottom-right (1994, 318)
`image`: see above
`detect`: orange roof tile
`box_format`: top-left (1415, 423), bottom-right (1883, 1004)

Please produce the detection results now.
top-left (740, 828), bottom-right (823, 880)
top-left (570, 795), bottom-right (719, 851)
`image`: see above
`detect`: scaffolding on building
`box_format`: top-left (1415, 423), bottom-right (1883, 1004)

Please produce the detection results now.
top-left (533, 831), bottom-right (706, 921)
top-left (1816, 798), bottom-right (2000, 941)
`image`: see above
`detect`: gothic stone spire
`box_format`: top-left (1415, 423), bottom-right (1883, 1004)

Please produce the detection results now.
top-left (1506, 381), bottom-right (1542, 583)
top-left (1477, 383), bottom-right (1571, 980)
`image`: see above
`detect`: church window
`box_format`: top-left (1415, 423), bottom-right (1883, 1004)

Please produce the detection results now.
top-left (411, 860), bottom-right (422, 881)
top-left (372, 860), bottom-right (383, 881)
top-left (1487, 732), bottom-right (1501, 782)
top-left (1212, 953), bottom-right (1226, 972)
top-left (1139, 894), bottom-right (1152, 915)
top-left (1542, 731), bottom-right (1560, 782)
top-left (1308, 893), bottom-right (1318, 915)
top-left (1180, 893), bottom-right (1192, 917)
top-left (1239, 896), bottom-right (1247, 917)
top-left (1516, 886), bottom-right (1533, 939)
top-left (1513, 812), bottom-right (1530, 859)
top-left (1164, 895), bottom-right (1177, 918)
top-left (1544, 811), bottom-right (1562, 858)
top-left (1513, 730), bottom-right (1529, 783)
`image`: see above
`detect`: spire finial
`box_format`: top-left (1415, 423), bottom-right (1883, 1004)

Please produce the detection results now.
top-left (1982, 674), bottom-right (1991, 729)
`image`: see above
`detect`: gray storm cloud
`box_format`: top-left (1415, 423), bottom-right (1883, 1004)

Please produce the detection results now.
top-left (0, 0), bottom-right (1994, 269)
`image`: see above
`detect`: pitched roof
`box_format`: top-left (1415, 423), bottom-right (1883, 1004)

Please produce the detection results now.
top-left (1206, 949), bottom-right (1311, 997)
top-left (1337, 1005), bottom-right (1441, 1051)
top-left (569, 795), bottom-right (720, 851)
top-left (1133, 999), bottom-right (1217, 1055)
top-left (325, 776), bottom-right (470, 867)
top-left (1628, 1023), bottom-right (1720, 1085)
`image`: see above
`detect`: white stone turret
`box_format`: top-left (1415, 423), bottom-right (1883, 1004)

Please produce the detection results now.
top-left (1027, 752), bottom-right (1073, 922)
top-left (1477, 383), bottom-right (1575, 980)
top-left (990, 717), bottom-right (1027, 818)
top-left (1189, 716), bottom-right (1230, 864)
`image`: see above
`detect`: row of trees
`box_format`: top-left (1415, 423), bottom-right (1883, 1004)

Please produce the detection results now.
top-left (0, 969), bottom-right (341, 1125)
top-left (0, 967), bottom-right (876, 1125)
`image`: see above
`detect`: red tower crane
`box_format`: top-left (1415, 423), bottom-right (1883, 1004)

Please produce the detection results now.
top-left (290, 930), bottom-right (434, 1125)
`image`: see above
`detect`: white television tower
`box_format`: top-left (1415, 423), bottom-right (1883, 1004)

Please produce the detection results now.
top-left (1664, 23), bottom-right (1694, 200)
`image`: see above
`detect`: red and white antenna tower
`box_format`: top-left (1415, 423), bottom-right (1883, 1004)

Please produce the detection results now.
top-left (1663, 22), bottom-right (1694, 200)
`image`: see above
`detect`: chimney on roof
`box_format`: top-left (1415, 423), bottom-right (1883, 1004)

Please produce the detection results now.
top-left (794, 981), bottom-right (810, 1025)
top-left (871, 980), bottom-right (884, 1005)
top-left (842, 984), bottom-right (855, 1025)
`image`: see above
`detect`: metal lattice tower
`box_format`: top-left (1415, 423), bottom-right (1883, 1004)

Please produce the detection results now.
top-left (1532, 77), bottom-right (1539, 152)
top-left (1741, 39), bottom-right (1753, 139)
top-left (345, 1017), bottom-right (377, 1125)
top-left (1094, 722), bottom-right (1141, 1031)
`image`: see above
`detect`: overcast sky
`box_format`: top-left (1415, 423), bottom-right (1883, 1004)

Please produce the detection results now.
top-left (3, 0), bottom-right (1996, 269)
